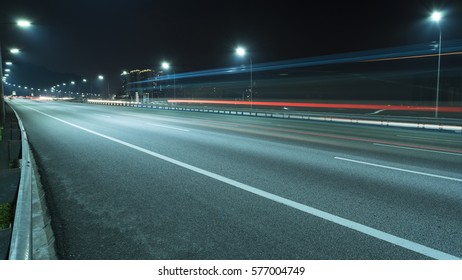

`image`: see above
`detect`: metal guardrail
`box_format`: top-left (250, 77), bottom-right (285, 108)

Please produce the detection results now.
top-left (7, 103), bottom-right (32, 260)
top-left (87, 100), bottom-right (462, 133)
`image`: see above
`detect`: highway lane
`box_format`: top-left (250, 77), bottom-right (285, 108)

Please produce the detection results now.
top-left (7, 99), bottom-right (462, 259)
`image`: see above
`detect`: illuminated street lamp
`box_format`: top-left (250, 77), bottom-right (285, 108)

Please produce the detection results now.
top-left (17, 20), bottom-right (32, 28)
top-left (161, 62), bottom-right (176, 100)
top-left (62, 83), bottom-right (68, 96)
top-left (80, 79), bottom-right (87, 96)
top-left (431, 11), bottom-right (442, 22)
top-left (235, 46), bottom-right (253, 107)
top-left (1, 18), bottom-right (32, 126)
top-left (70, 81), bottom-right (76, 95)
top-left (98, 75), bottom-right (110, 99)
top-left (430, 11), bottom-right (443, 118)
top-left (2, 48), bottom-right (19, 96)
top-left (98, 75), bottom-right (104, 96)
top-left (161, 62), bottom-right (170, 70)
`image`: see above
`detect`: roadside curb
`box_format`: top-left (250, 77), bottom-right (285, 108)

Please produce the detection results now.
top-left (30, 151), bottom-right (57, 260)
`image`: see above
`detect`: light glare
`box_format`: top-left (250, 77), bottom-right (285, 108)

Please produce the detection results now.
top-left (17, 20), bottom-right (32, 28)
top-left (10, 48), bottom-right (20, 54)
top-left (431, 11), bottom-right (442, 22)
top-left (236, 47), bottom-right (246, 57)
top-left (161, 62), bottom-right (170, 70)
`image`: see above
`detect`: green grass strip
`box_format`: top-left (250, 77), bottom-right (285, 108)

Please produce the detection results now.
top-left (0, 203), bottom-right (13, 229)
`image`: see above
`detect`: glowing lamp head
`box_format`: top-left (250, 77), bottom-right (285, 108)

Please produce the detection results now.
top-left (161, 62), bottom-right (170, 70)
top-left (235, 47), bottom-right (246, 57)
top-left (431, 11), bottom-right (443, 23)
top-left (17, 20), bottom-right (32, 28)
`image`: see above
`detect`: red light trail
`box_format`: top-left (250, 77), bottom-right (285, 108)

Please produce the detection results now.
top-left (167, 100), bottom-right (462, 113)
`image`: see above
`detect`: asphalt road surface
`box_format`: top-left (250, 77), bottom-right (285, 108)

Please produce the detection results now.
top-left (8, 99), bottom-right (462, 259)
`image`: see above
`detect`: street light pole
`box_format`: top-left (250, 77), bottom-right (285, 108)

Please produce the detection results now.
top-left (435, 25), bottom-right (442, 118)
top-left (235, 46), bottom-right (253, 109)
top-left (431, 11), bottom-right (443, 118)
top-left (161, 62), bottom-right (175, 100)
top-left (98, 75), bottom-right (110, 99)
top-left (250, 57), bottom-right (253, 108)
top-left (107, 80), bottom-right (110, 99)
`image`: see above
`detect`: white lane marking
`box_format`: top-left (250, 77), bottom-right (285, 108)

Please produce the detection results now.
top-left (24, 105), bottom-right (461, 260)
top-left (368, 109), bottom-right (386, 115)
top-left (373, 143), bottom-right (462, 157)
top-left (146, 122), bottom-right (189, 132)
top-left (396, 134), bottom-right (462, 143)
top-left (335, 157), bottom-right (462, 182)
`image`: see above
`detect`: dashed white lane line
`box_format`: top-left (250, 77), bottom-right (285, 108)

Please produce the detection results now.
top-left (24, 105), bottom-right (461, 260)
top-left (335, 157), bottom-right (462, 182)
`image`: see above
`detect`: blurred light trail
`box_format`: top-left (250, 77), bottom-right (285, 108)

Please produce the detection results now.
top-left (131, 40), bottom-right (462, 87)
top-left (362, 51), bottom-right (462, 62)
top-left (167, 100), bottom-right (462, 113)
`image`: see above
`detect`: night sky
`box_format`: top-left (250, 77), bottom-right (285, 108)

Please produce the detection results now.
top-left (1, 0), bottom-right (461, 90)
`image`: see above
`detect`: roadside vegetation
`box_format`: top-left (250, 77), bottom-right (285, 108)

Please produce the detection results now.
top-left (0, 203), bottom-right (13, 229)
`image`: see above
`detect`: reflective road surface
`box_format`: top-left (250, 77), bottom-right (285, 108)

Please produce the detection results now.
top-left (8, 99), bottom-right (462, 259)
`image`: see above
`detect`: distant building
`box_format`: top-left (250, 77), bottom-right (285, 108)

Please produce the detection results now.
top-left (120, 69), bottom-right (159, 102)
top-left (120, 71), bottom-right (129, 98)
top-left (128, 70), bottom-right (140, 99)
top-left (139, 69), bottom-right (157, 101)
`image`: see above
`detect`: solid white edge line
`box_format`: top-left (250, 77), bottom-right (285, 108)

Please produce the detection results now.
top-left (373, 143), bottom-right (462, 156)
top-left (24, 105), bottom-right (461, 260)
top-left (335, 156), bottom-right (462, 182)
